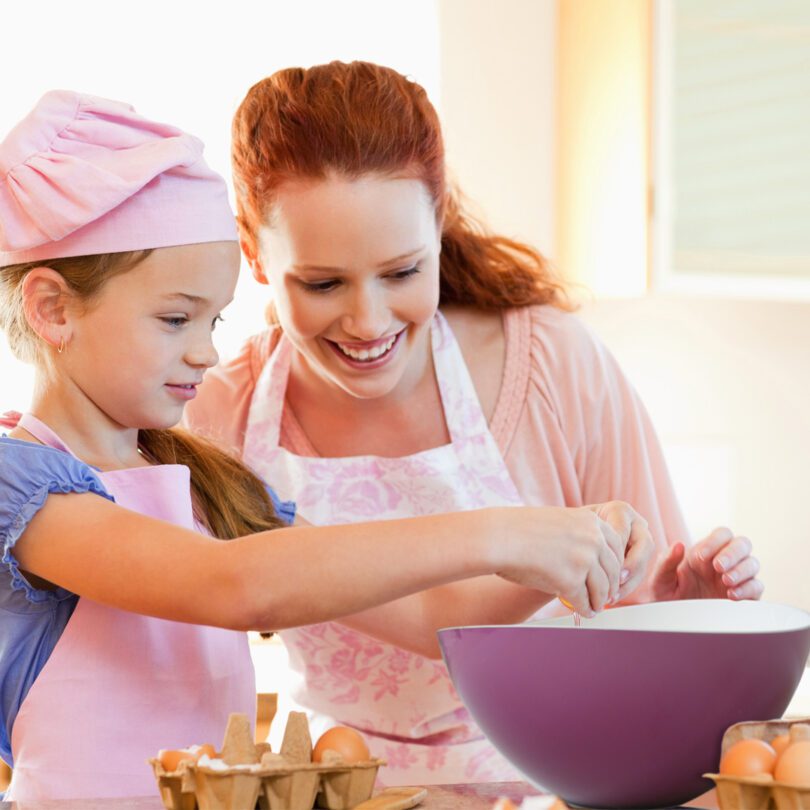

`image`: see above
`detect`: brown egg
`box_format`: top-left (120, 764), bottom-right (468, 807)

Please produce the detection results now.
top-left (719, 739), bottom-right (777, 777)
top-left (312, 726), bottom-right (370, 763)
top-left (196, 743), bottom-right (217, 760)
top-left (158, 749), bottom-right (196, 772)
top-left (772, 734), bottom-right (791, 757)
top-left (774, 740), bottom-right (810, 786)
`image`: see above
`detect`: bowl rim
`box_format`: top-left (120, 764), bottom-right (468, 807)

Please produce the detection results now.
top-left (437, 599), bottom-right (810, 635)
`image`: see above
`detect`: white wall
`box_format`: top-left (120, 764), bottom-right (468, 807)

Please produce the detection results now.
top-left (438, 0), bottom-right (557, 257)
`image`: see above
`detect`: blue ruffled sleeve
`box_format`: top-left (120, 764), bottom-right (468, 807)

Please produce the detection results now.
top-left (0, 437), bottom-right (114, 604)
top-left (265, 483), bottom-right (295, 526)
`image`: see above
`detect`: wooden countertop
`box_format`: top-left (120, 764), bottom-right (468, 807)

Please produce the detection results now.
top-left (0, 782), bottom-right (718, 809)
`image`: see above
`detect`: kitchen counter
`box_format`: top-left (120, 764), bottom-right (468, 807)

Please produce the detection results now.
top-left (0, 782), bottom-right (719, 809)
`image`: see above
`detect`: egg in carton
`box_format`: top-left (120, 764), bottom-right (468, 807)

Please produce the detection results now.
top-left (148, 753), bottom-right (199, 810)
top-left (259, 711), bottom-right (386, 810)
top-left (149, 744), bottom-right (219, 810)
top-left (150, 714), bottom-right (264, 810)
top-left (152, 710), bottom-right (389, 810)
top-left (705, 718), bottom-right (810, 810)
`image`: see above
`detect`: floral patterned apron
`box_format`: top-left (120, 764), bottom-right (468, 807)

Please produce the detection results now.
top-left (243, 314), bottom-right (527, 784)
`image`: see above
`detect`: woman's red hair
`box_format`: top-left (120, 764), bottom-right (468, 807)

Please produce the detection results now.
top-left (232, 61), bottom-right (570, 311)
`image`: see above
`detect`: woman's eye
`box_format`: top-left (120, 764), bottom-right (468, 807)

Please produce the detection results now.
top-left (211, 315), bottom-right (224, 331)
top-left (389, 266), bottom-right (419, 281)
top-left (160, 316), bottom-right (188, 328)
top-left (301, 279), bottom-right (340, 293)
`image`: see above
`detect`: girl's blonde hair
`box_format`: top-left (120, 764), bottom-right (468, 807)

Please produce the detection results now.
top-left (0, 251), bottom-right (284, 539)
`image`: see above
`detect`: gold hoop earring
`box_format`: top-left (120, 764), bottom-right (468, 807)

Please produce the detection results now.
top-left (57, 337), bottom-right (65, 354)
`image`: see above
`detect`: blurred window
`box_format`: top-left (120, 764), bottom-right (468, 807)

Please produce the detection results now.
top-left (654, 0), bottom-right (810, 296)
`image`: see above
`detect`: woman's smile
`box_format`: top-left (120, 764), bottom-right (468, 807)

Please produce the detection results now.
top-left (324, 328), bottom-right (406, 369)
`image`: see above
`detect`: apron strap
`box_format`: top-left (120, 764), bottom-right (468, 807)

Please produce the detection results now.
top-left (17, 413), bottom-right (80, 457)
top-left (430, 312), bottom-right (493, 444)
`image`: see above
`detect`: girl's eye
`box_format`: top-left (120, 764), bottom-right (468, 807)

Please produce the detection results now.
top-left (212, 315), bottom-right (224, 331)
top-left (160, 316), bottom-right (188, 328)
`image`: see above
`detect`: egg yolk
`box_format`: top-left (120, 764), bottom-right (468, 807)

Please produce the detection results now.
top-left (312, 726), bottom-right (370, 763)
top-left (719, 739), bottom-right (777, 777)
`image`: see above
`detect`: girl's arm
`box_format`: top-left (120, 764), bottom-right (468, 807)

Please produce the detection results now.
top-left (289, 513), bottom-right (555, 658)
top-left (11, 492), bottom-right (644, 642)
top-left (334, 502), bottom-right (652, 658)
top-left (340, 578), bottom-right (551, 658)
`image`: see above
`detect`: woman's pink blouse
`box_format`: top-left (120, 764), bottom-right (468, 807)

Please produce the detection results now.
top-left (184, 305), bottom-right (689, 601)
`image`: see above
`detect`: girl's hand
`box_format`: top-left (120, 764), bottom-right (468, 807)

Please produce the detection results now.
top-left (650, 527), bottom-right (763, 602)
top-left (584, 501), bottom-right (654, 603)
top-left (496, 501), bottom-right (654, 617)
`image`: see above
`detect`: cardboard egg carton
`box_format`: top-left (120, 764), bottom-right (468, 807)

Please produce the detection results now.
top-left (148, 756), bottom-right (197, 810)
top-left (150, 711), bottom-right (386, 810)
top-left (705, 717), bottom-right (810, 810)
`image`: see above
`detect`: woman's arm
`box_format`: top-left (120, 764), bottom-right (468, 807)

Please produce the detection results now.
top-left (12, 492), bottom-right (645, 640)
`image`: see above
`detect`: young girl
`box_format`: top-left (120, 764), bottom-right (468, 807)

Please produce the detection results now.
top-left (0, 91), bottom-right (652, 800)
top-left (185, 61), bottom-right (763, 784)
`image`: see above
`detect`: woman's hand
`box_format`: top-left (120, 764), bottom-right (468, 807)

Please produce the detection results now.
top-left (650, 527), bottom-right (763, 601)
top-left (496, 501), bottom-right (654, 617)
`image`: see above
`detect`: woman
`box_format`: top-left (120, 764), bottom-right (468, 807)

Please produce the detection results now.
top-left (185, 61), bottom-right (762, 784)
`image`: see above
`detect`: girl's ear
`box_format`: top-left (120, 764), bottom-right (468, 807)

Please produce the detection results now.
top-left (20, 267), bottom-right (74, 351)
top-left (240, 236), bottom-right (269, 285)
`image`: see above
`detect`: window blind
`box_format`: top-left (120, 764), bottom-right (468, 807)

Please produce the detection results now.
top-left (670, 0), bottom-right (810, 278)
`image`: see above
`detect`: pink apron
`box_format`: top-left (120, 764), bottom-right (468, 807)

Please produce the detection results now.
top-left (243, 314), bottom-right (527, 784)
top-left (6, 414), bottom-right (256, 801)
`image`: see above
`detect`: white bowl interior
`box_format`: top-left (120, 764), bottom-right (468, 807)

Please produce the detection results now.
top-left (522, 599), bottom-right (810, 634)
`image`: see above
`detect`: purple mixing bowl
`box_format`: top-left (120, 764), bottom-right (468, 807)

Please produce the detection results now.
top-left (439, 600), bottom-right (810, 809)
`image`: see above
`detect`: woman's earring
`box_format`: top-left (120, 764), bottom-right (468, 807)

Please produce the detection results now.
top-left (57, 337), bottom-right (65, 354)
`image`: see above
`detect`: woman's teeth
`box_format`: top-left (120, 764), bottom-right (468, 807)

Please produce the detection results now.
top-left (337, 335), bottom-right (396, 361)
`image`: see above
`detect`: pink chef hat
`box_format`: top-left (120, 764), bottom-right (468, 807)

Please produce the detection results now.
top-left (0, 90), bottom-right (237, 267)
